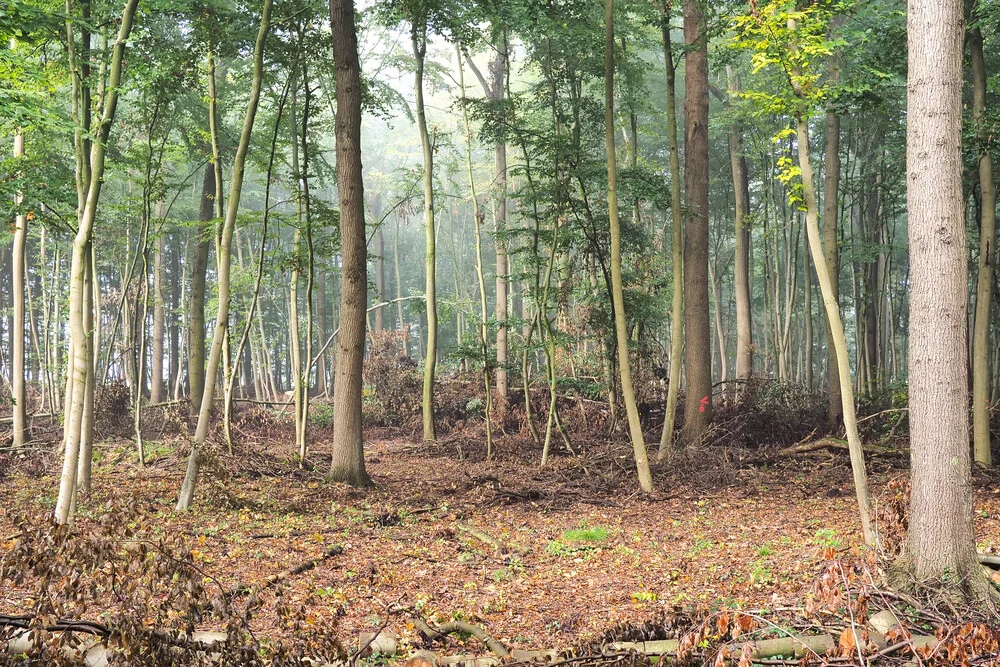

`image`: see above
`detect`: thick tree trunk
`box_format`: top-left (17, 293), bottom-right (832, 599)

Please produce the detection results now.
top-left (327, 0), bottom-right (371, 486)
top-left (681, 0), bottom-right (712, 445)
top-left (970, 19), bottom-right (995, 468)
top-left (902, 0), bottom-right (990, 597)
top-left (176, 0), bottom-right (273, 510)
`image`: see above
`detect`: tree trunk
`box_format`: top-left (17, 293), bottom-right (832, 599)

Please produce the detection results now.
top-left (902, 0), bottom-right (991, 598)
top-left (373, 195), bottom-right (385, 333)
top-left (55, 0), bottom-right (139, 524)
top-left (327, 0), bottom-right (371, 486)
top-left (797, 115), bottom-right (874, 547)
top-left (316, 271), bottom-right (328, 395)
top-left (727, 66), bottom-right (752, 386)
top-left (414, 21), bottom-right (437, 442)
top-left (823, 41), bottom-right (843, 423)
top-left (492, 49), bottom-right (509, 409)
top-left (681, 0), bottom-right (712, 445)
top-left (605, 0), bottom-right (652, 492)
top-left (176, 0), bottom-right (273, 510)
top-left (457, 47), bottom-right (495, 459)
top-left (11, 130), bottom-right (28, 447)
top-left (189, 167), bottom-right (215, 415)
top-left (150, 210), bottom-right (166, 404)
top-left (970, 18), bottom-right (995, 467)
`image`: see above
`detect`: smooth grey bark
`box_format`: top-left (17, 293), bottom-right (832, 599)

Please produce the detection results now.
top-left (11, 132), bottom-right (28, 447)
top-left (903, 0), bottom-right (991, 598)
top-left (727, 66), bottom-right (752, 386)
top-left (55, 0), bottom-right (139, 524)
top-left (970, 16), bottom-right (995, 467)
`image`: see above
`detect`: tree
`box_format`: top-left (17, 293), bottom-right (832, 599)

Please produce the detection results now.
top-left (328, 0), bottom-right (371, 486)
top-left (657, 5), bottom-right (684, 458)
top-left (11, 127), bottom-right (28, 448)
top-left (413, 16), bottom-right (438, 442)
top-left (822, 26), bottom-right (842, 424)
top-left (902, 0), bottom-right (991, 598)
top-left (727, 65), bottom-right (752, 386)
top-left (732, 1), bottom-right (875, 545)
top-left (969, 3), bottom-right (995, 468)
top-left (681, 0), bottom-right (712, 445)
top-left (54, 0), bottom-right (140, 524)
top-left (177, 0), bottom-right (274, 510)
top-left (605, 0), bottom-right (653, 492)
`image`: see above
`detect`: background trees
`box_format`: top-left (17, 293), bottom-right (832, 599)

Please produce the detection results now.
top-left (1, 0), bottom-right (999, 601)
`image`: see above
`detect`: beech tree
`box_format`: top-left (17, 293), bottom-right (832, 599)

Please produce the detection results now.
top-left (54, 0), bottom-right (140, 524)
top-left (177, 0), bottom-right (274, 511)
top-left (903, 0), bottom-right (991, 598)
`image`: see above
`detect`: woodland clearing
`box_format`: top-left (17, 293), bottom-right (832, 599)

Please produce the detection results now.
top-left (4, 386), bottom-right (1000, 664)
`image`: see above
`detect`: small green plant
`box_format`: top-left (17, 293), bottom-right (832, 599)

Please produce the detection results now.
top-left (546, 524), bottom-right (610, 558)
top-left (687, 536), bottom-right (714, 557)
top-left (813, 528), bottom-right (842, 549)
top-left (562, 524), bottom-right (608, 543)
top-left (310, 403), bottom-right (336, 428)
top-left (464, 397), bottom-right (484, 417)
top-left (757, 543), bottom-right (775, 557)
top-left (631, 590), bottom-right (658, 602)
top-left (749, 562), bottom-right (774, 585)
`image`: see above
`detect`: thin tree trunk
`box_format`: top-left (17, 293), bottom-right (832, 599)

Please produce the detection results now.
top-left (658, 10), bottom-right (684, 459)
top-left (11, 129), bottom-right (28, 447)
top-left (189, 167), bottom-right (215, 414)
top-left (55, 0), bottom-right (139, 524)
top-left (823, 38), bottom-right (843, 422)
top-left (176, 0), bottom-right (273, 510)
top-left (457, 47), bottom-right (494, 458)
top-left (414, 20), bottom-right (437, 442)
top-left (727, 66), bottom-right (753, 386)
top-left (606, 0), bottom-right (652, 493)
top-left (151, 209), bottom-right (166, 404)
top-left (970, 17), bottom-right (995, 467)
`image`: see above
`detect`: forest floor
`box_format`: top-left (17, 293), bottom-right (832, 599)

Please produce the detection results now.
top-left (4, 393), bottom-right (1000, 657)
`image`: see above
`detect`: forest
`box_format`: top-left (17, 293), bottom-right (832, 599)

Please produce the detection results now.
top-left (3, 0), bottom-right (1000, 663)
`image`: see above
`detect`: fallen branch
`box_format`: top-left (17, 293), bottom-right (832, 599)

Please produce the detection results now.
top-left (978, 553), bottom-right (1000, 568)
top-left (232, 544), bottom-right (343, 596)
top-left (453, 520), bottom-right (528, 556)
top-left (411, 616), bottom-right (509, 657)
top-left (778, 438), bottom-right (896, 457)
